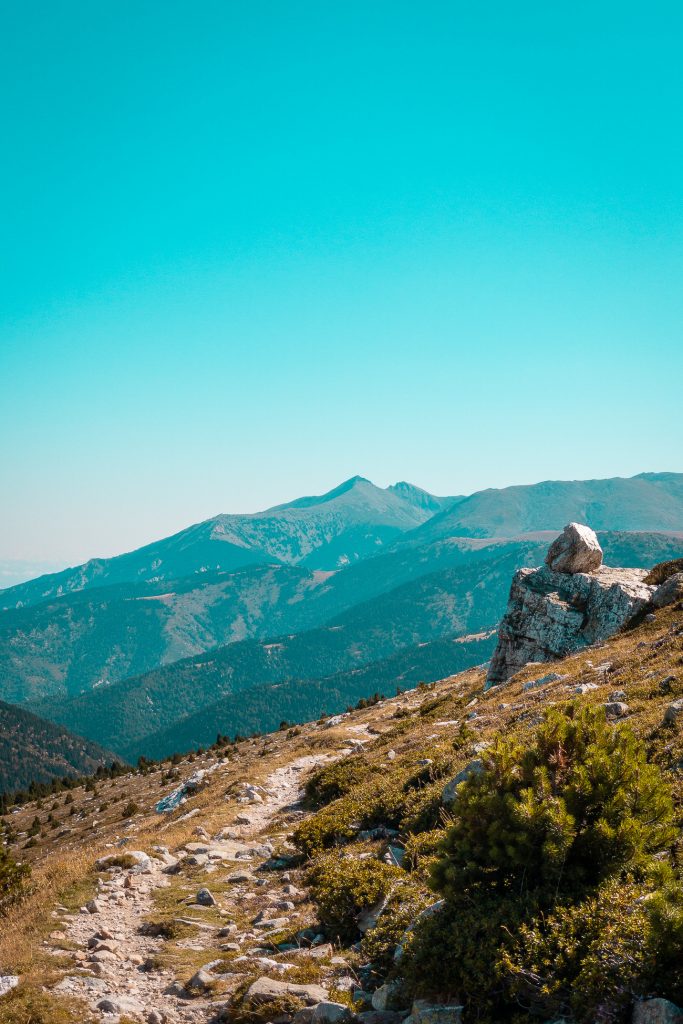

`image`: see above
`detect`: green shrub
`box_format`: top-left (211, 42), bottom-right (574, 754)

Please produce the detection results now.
top-left (304, 756), bottom-right (377, 807)
top-left (432, 704), bottom-right (675, 906)
top-left (399, 705), bottom-right (679, 1023)
top-left (308, 854), bottom-right (402, 943)
top-left (501, 876), bottom-right (683, 1022)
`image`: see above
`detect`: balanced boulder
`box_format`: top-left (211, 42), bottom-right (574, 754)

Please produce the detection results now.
top-left (545, 522), bottom-right (603, 575)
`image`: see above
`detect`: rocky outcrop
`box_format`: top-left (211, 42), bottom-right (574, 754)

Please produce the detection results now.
top-left (487, 525), bottom-right (656, 687)
top-left (545, 522), bottom-right (603, 574)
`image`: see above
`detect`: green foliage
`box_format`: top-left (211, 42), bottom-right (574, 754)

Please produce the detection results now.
top-left (307, 854), bottom-right (401, 943)
top-left (295, 741), bottom-right (461, 858)
top-left (360, 879), bottom-right (432, 971)
top-left (399, 705), bottom-right (680, 1023)
top-left (432, 704), bottom-right (676, 906)
top-left (0, 844), bottom-right (30, 915)
top-left (502, 876), bottom-right (683, 1022)
top-left (304, 756), bottom-right (378, 808)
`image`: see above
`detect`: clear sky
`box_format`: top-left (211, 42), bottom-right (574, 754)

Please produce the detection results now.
top-left (2, 1), bottom-right (682, 566)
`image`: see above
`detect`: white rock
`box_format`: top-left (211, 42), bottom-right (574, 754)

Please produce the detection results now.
top-left (545, 522), bottom-right (603, 575)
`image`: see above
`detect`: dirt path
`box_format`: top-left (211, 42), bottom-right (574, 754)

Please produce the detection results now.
top-left (50, 753), bottom-right (333, 1024)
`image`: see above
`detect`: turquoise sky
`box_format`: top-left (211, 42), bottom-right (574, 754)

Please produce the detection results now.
top-left (2, 2), bottom-right (682, 564)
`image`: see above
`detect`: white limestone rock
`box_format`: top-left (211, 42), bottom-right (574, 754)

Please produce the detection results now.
top-left (487, 555), bottom-right (654, 687)
top-left (545, 522), bottom-right (603, 575)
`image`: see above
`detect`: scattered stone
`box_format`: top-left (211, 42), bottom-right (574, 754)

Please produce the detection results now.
top-left (195, 887), bottom-right (217, 907)
top-left (371, 981), bottom-right (407, 1012)
top-left (609, 690), bottom-right (627, 701)
top-left (253, 916), bottom-right (289, 930)
top-left (293, 1009), bottom-right (317, 1024)
top-left (604, 701), bottom-right (630, 718)
top-left (441, 760), bottom-right (484, 805)
top-left (245, 976), bottom-right (328, 1006)
top-left (227, 870), bottom-right (254, 883)
top-left (664, 699), bottom-right (683, 725)
top-left (359, 1013), bottom-right (404, 1024)
top-left (575, 682), bottom-right (599, 694)
top-left (96, 995), bottom-right (144, 1015)
top-left (0, 976), bottom-right (19, 998)
top-left (522, 673), bottom-right (564, 691)
top-left (187, 967), bottom-right (216, 993)
top-left (632, 998), bottom-right (683, 1024)
top-left (312, 1001), bottom-right (356, 1024)
top-left (96, 849), bottom-right (152, 873)
top-left (412, 999), bottom-right (464, 1024)
top-left (545, 522), bottom-right (603, 575)
top-left (85, 899), bottom-right (101, 914)
top-left (651, 573), bottom-right (683, 609)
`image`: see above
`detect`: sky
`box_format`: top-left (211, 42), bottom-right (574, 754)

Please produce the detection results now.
top-left (1, 1), bottom-right (682, 568)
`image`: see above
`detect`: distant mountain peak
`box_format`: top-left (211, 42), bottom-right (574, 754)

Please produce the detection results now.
top-left (388, 481), bottom-right (460, 514)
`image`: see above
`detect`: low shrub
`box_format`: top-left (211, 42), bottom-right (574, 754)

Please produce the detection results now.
top-left (304, 756), bottom-right (377, 807)
top-left (398, 704), bottom-right (680, 1023)
top-left (502, 876), bottom-right (683, 1022)
top-left (307, 854), bottom-right (402, 943)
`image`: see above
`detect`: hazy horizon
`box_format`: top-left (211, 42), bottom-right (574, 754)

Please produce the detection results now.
top-left (2, 468), bottom-right (683, 573)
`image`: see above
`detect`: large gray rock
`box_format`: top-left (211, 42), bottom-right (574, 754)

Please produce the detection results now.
top-left (652, 573), bottom-right (683, 609)
top-left (545, 522), bottom-right (603, 574)
top-left (246, 977), bottom-right (328, 1006)
top-left (487, 562), bottom-right (654, 687)
top-left (441, 761), bottom-right (484, 805)
top-left (412, 1000), bottom-right (464, 1024)
top-left (632, 998), bottom-right (683, 1024)
top-left (312, 1002), bottom-right (357, 1024)
top-left (664, 699), bottom-right (683, 724)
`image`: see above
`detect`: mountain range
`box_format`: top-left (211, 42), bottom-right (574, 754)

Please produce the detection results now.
top-left (0, 472), bottom-right (682, 778)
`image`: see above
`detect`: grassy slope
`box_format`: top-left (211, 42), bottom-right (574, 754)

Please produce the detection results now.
top-left (1, 599), bottom-right (680, 1024)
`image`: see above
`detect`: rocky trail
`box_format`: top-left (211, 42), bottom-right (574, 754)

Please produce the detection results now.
top-left (47, 751), bottom-right (341, 1024)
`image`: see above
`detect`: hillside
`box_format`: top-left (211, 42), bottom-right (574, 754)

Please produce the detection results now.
top-left (0, 701), bottom-right (116, 794)
top-left (31, 545), bottom-right (527, 757)
top-left (1, 477), bottom-right (449, 611)
top-left (119, 631), bottom-right (497, 761)
top-left (2, 528), bottom-right (681, 708)
top-left (0, 576), bottom-right (680, 1024)
top-left (401, 471), bottom-right (683, 544)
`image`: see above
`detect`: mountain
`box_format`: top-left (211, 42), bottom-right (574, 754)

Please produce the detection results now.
top-left (30, 542), bottom-right (544, 756)
top-left (2, 528), bottom-right (681, 708)
top-left (0, 477), bottom-right (450, 611)
top-left (386, 481), bottom-right (461, 515)
top-left (127, 630), bottom-right (497, 761)
top-left (399, 472), bottom-right (683, 545)
top-left (2, 582), bottom-right (681, 1024)
top-left (0, 701), bottom-right (116, 795)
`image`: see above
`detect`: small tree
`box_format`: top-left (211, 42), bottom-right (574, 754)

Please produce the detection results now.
top-left (401, 705), bottom-right (679, 1020)
top-left (432, 704), bottom-right (676, 907)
